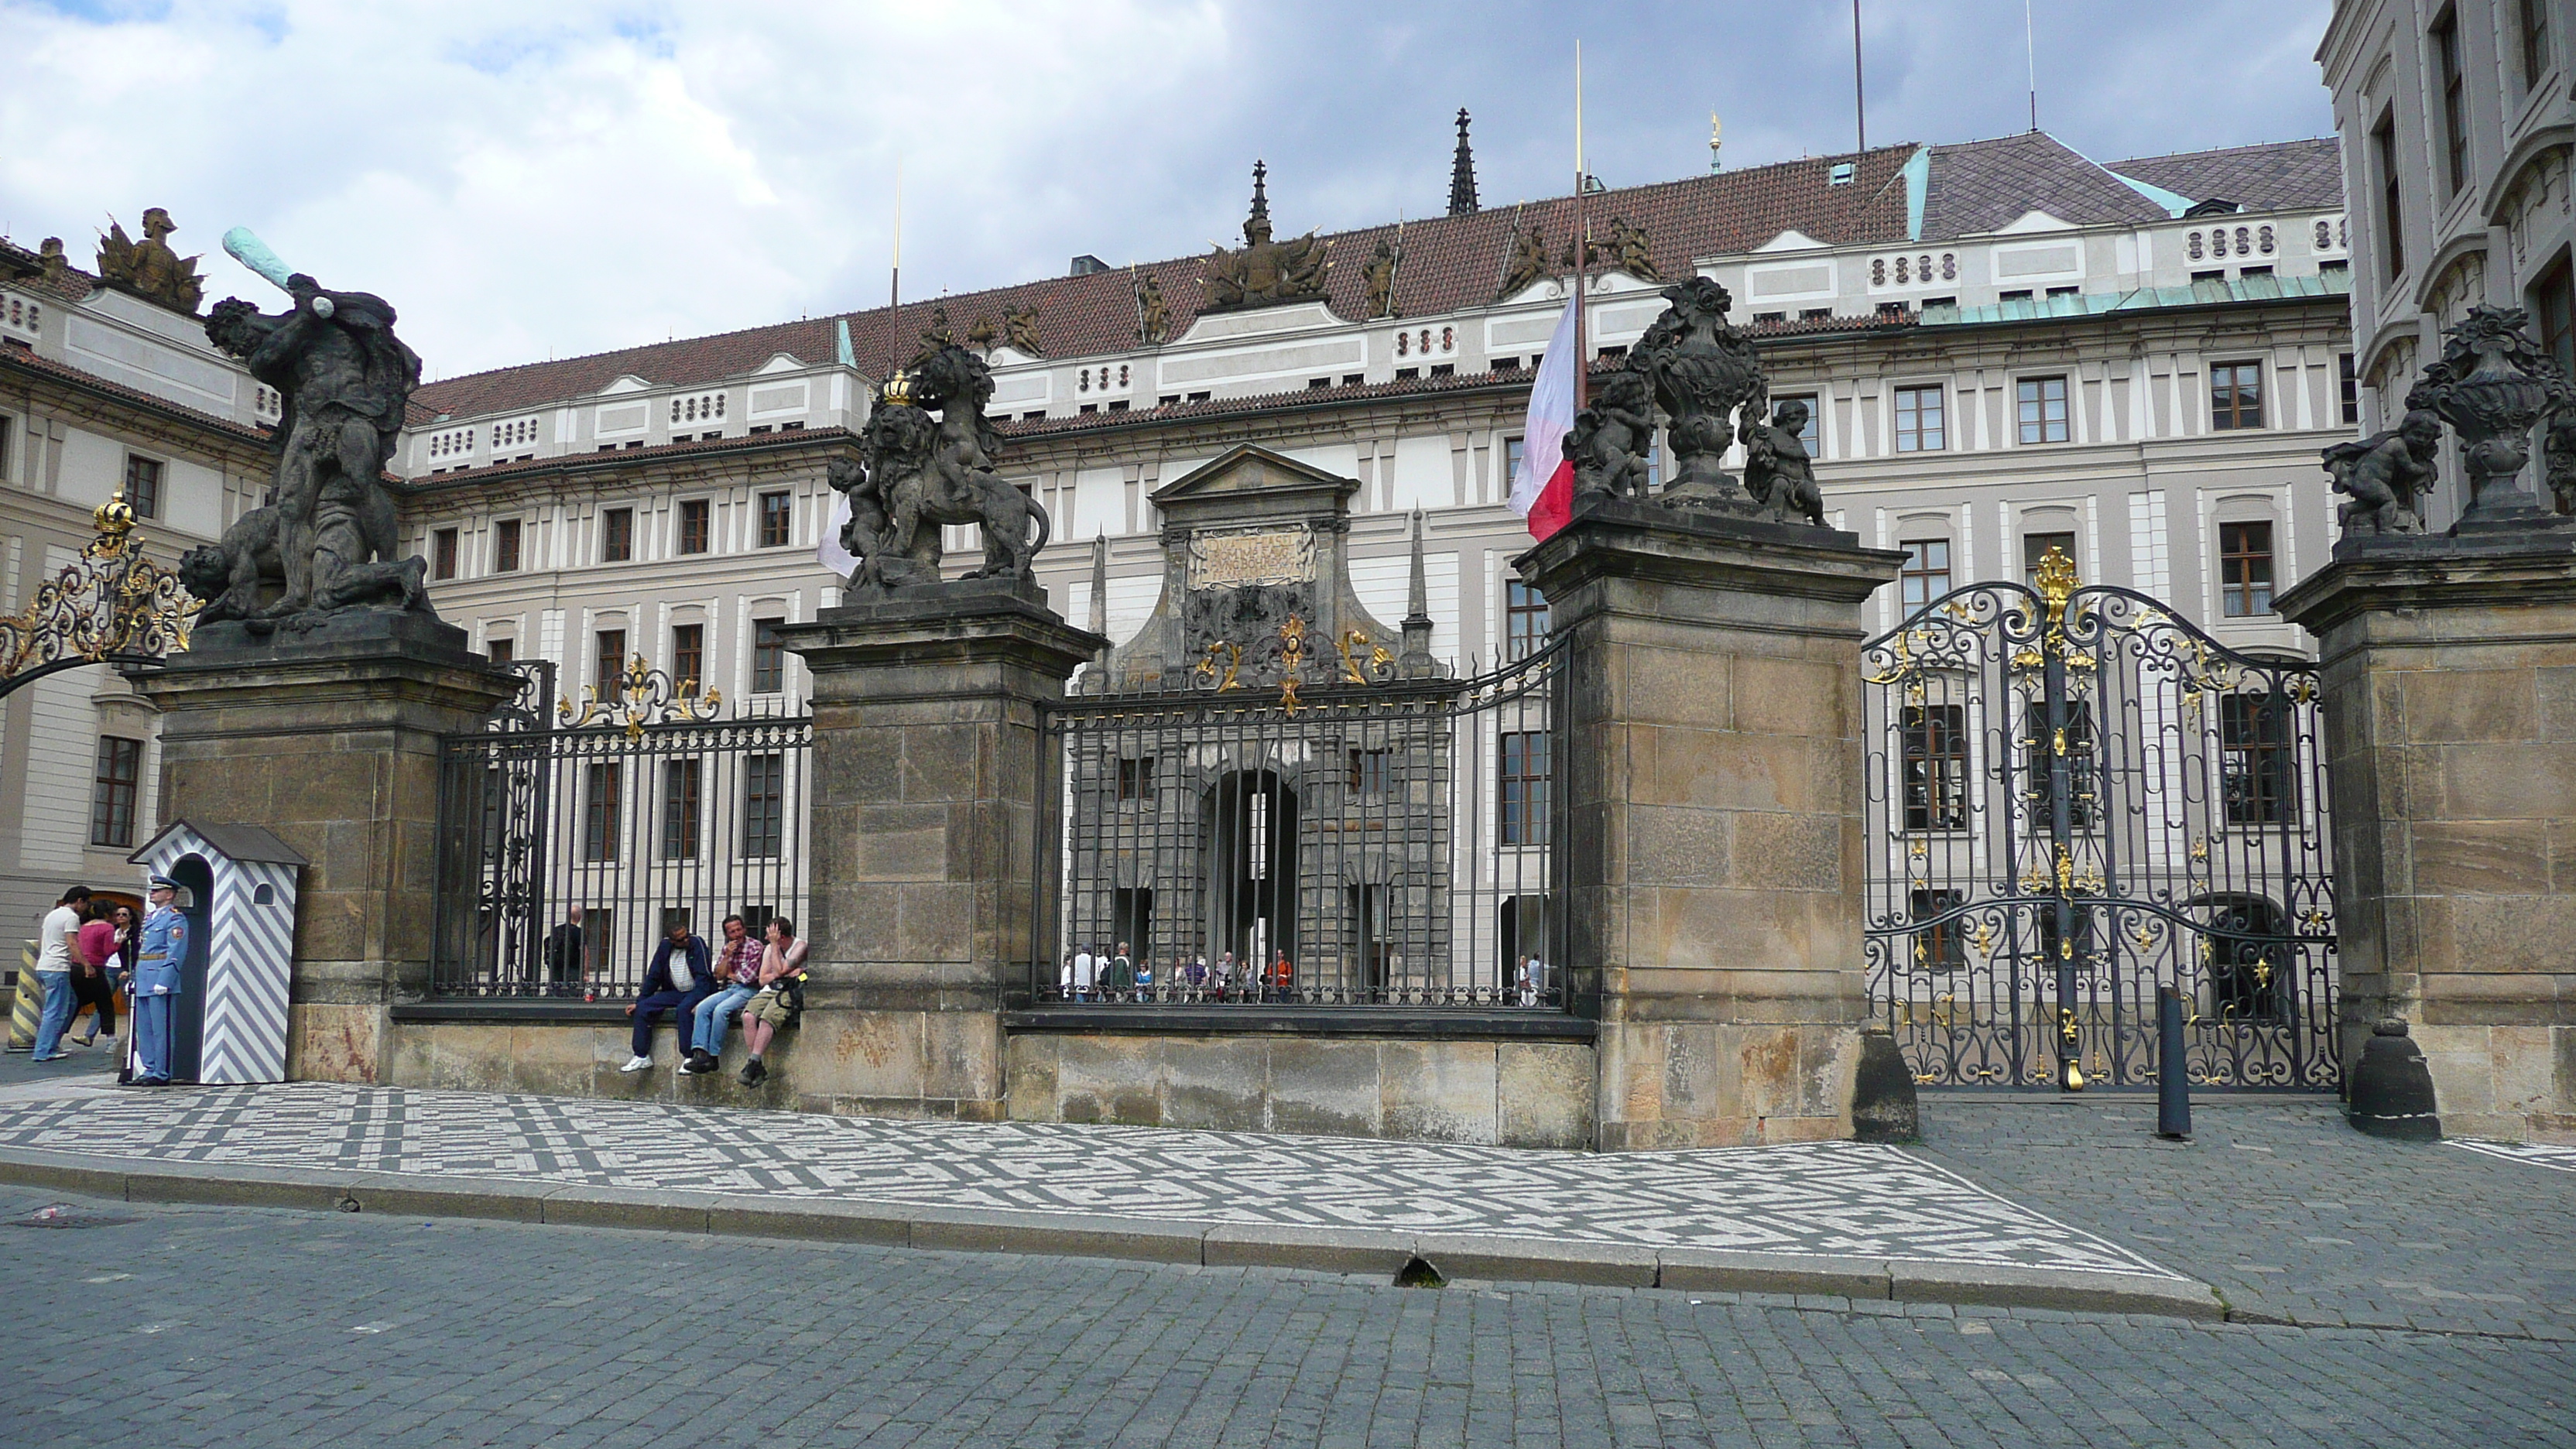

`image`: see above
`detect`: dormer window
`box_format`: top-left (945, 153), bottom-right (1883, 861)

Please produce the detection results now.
top-left (1828, 163), bottom-right (1855, 185)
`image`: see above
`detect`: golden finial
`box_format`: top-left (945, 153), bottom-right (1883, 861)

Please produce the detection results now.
top-left (87, 490), bottom-right (138, 557)
top-left (2033, 545), bottom-right (2078, 615)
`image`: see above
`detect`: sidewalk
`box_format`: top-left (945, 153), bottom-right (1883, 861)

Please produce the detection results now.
top-left (0, 1079), bottom-right (2218, 1317)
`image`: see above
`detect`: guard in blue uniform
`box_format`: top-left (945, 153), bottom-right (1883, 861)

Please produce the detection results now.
top-left (128, 875), bottom-right (187, 1086)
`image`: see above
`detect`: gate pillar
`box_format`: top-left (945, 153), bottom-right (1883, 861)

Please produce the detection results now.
top-left (2279, 537), bottom-right (2576, 1142)
top-left (780, 580), bottom-right (1102, 1120)
top-left (1519, 501), bottom-right (1904, 1149)
top-left (125, 615), bottom-right (518, 1082)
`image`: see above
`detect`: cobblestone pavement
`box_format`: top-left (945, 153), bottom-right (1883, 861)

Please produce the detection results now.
top-left (0, 1082), bottom-right (2175, 1276)
top-left (1910, 1094), bottom-right (2576, 1340)
top-left (0, 1186), bottom-right (2564, 1449)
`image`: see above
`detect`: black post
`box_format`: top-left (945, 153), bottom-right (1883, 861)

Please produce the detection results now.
top-left (2156, 985), bottom-right (2191, 1139)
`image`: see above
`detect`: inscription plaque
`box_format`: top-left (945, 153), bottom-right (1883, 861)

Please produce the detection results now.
top-left (1187, 526), bottom-right (1314, 590)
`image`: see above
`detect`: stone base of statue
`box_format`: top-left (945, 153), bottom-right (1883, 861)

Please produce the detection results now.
top-left (1517, 498), bottom-right (1904, 1149)
top-left (776, 579), bottom-right (1103, 1119)
top-left (126, 611), bottom-right (519, 1083)
top-left (2279, 531), bottom-right (2576, 1142)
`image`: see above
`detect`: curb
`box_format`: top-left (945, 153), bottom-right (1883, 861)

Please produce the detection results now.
top-left (0, 1146), bottom-right (2223, 1321)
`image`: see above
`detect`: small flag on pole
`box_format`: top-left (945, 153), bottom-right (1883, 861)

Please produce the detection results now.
top-left (1507, 290), bottom-right (1581, 541)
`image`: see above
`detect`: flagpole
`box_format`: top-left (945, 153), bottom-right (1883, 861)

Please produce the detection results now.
top-left (1572, 39), bottom-right (1588, 412)
top-left (887, 158), bottom-right (903, 381)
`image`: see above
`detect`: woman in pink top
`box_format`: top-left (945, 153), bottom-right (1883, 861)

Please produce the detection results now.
top-left (735, 918), bottom-right (810, 1086)
top-left (70, 900), bottom-right (120, 1047)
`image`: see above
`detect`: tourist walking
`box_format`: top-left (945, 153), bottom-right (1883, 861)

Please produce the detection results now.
top-left (736, 917), bottom-right (810, 1086)
top-left (67, 897), bottom-right (120, 1047)
top-left (29, 885), bottom-right (91, 1062)
top-left (619, 917), bottom-right (710, 1073)
top-left (127, 877), bottom-right (186, 1085)
top-left (683, 916), bottom-right (762, 1075)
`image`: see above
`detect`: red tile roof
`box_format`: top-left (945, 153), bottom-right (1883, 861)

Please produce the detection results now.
top-left (0, 235), bottom-right (99, 304)
top-left (410, 145), bottom-right (1923, 424)
top-left (0, 344), bottom-right (270, 446)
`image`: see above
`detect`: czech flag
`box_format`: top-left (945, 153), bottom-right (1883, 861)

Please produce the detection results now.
top-left (1507, 289), bottom-right (1581, 541)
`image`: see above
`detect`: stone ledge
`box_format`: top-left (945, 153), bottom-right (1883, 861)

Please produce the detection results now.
top-left (1002, 1007), bottom-right (1597, 1041)
top-left (0, 1146), bottom-right (2225, 1320)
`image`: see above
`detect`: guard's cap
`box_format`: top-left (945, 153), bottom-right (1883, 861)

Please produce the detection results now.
top-left (147, 875), bottom-right (181, 891)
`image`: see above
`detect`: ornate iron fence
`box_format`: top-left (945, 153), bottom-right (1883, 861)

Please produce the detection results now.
top-left (430, 659), bottom-right (811, 999)
top-left (0, 492), bottom-right (193, 701)
top-left (1862, 550), bottom-right (2338, 1090)
top-left (1028, 639), bottom-right (1569, 1009)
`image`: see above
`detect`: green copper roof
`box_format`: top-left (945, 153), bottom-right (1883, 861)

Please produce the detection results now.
top-left (1920, 266), bottom-right (2349, 326)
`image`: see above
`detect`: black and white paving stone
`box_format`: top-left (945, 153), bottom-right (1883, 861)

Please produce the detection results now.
top-left (0, 1081), bottom-right (2181, 1277)
top-left (2450, 1137), bottom-right (2576, 1173)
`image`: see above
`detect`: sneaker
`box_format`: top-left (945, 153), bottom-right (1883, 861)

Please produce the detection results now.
top-left (740, 1059), bottom-right (766, 1087)
top-left (618, 1055), bottom-right (653, 1074)
top-left (74, 1032), bottom-right (96, 1048)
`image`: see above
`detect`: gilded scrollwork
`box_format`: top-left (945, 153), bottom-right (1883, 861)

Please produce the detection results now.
top-left (558, 655), bottom-right (723, 742)
top-left (0, 492), bottom-right (194, 696)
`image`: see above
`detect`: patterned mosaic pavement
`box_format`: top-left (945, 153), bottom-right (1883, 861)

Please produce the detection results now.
top-left (2450, 1137), bottom-right (2576, 1173)
top-left (0, 1081), bottom-right (2180, 1277)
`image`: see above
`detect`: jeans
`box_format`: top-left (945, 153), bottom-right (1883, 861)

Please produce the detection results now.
top-left (691, 985), bottom-right (754, 1059)
top-left (631, 981), bottom-right (714, 1060)
top-left (30, 971), bottom-right (73, 1059)
top-left (131, 991), bottom-right (176, 1081)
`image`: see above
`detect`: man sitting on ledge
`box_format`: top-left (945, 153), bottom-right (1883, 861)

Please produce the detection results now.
top-left (620, 917), bottom-right (711, 1074)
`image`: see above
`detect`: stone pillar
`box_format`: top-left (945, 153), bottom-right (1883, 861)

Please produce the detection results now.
top-left (127, 615), bottom-right (518, 1082)
top-left (2278, 536), bottom-right (2576, 1142)
top-left (1518, 501), bottom-right (1903, 1149)
top-left (779, 580), bottom-right (1101, 1120)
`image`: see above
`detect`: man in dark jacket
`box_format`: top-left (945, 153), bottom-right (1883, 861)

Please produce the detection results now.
top-left (619, 918), bottom-right (711, 1073)
top-left (543, 906), bottom-right (584, 995)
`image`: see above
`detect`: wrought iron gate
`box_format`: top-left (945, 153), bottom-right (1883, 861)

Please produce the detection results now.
top-left (1862, 551), bottom-right (2338, 1090)
top-left (430, 658), bottom-right (811, 999)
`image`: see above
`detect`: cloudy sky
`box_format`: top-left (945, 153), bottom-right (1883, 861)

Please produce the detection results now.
top-left (1, 1), bottom-right (2335, 382)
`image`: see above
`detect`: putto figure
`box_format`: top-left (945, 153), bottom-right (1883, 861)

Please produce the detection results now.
top-left (1565, 366), bottom-right (1656, 502)
top-left (2323, 409), bottom-right (2440, 536)
top-left (831, 344), bottom-right (1051, 593)
top-left (202, 248), bottom-right (437, 626)
top-left (1742, 398), bottom-right (1827, 527)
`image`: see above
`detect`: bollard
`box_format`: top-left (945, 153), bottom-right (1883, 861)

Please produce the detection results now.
top-left (5, 941), bottom-right (39, 1052)
top-left (2156, 984), bottom-right (2191, 1139)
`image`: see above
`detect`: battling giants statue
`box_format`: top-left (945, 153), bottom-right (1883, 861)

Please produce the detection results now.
top-left (831, 343), bottom-right (1051, 594)
top-left (194, 228), bottom-right (434, 629)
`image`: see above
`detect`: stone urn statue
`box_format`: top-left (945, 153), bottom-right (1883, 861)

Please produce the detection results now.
top-left (2406, 306), bottom-right (2576, 529)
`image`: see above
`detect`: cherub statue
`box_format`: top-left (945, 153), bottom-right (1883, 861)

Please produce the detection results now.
top-left (1564, 365), bottom-right (1656, 502)
top-left (2323, 409), bottom-right (2440, 536)
top-left (1742, 398), bottom-right (1826, 526)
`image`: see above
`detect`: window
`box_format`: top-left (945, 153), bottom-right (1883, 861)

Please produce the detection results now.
top-left (1999, 289), bottom-right (2033, 302)
top-left (2536, 256), bottom-right (2574, 382)
top-left (1876, 300), bottom-right (1910, 317)
top-left (1909, 889), bottom-right (1966, 972)
top-left (1348, 884), bottom-right (1389, 986)
top-left (2218, 693), bottom-right (2295, 826)
top-left (660, 759), bottom-right (702, 860)
top-left (1894, 385), bottom-right (1944, 452)
top-left (2219, 521), bottom-right (2274, 618)
top-left (1800, 307), bottom-right (1833, 320)
top-left (1348, 748), bottom-right (1389, 794)
top-left (1341, 374), bottom-right (1365, 388)
top-left (2521, 0), bottom-right (2556, 87)
top-left (2024, 699), bottom-right (2097, 831)
top-left (2190, 269), bottom-right (2225, 283)
top-left (432, 528), bottom-right (458, 581)
top-left (2237, 265), bottom-right (2272, 279)
top-left (1752, 311), bottom-right (1786, 324)
top-left (1503, 437), bottom-right (1526, 492)
top-left (0, 415), bottom-right (11, 482)
top-left (678, 498), bottom-right (710, 555)
top-left (2022, 532), bottom-right (2075, 587)
top-left (486, 638), bottom-right (514, 665)
top-left (582, 762), bottom-right (623, 862)
top-left (1898, 539), bottom-right (1951, 612)
top-left (1430, 363), bottom-right (1454, 378)
top-left (671, 623), bottom-right (704, 689)
top-left (1187, 391), bottom-right (1211, 402)
top-left (89, 736), bottom-right (142, 848)
top-left (2210, 361), bottom-right (2263, 430)
top-left (123, 454), bottom-right (162, 518)
top-left (1118, 755), bottom-right (1156, 802)
top-left (601, 506), bottom-right (633, 563)
top-left (2046, 285), bottom-right (2080, 298)
top-left (1494, 357), bottom-right (1522, 371)
top-left (493, 519), bottom-right (522, 573)
top-left (1900, 704), bottom-right (1968, 832)
top-left (2338, 353), bottom-right (2360, 425)
top-left (2374, 114), bottom-right (2405, 280)
top-left (594, 628), bottom-right (627, 689)
top-left (2433, 12), bottom-right (2468, 196)
top-left (742, 754), bottom-right (785, 857)
top-left (1499, 731), bottom-right (1551, 846)
top-left (2016, 376), bottom-right (2069, 444)
top-left (752, 618), bottom-right (785, 694)
top-left (756, 491), bottom-right (790, 547)
top-left (1505, 578), bottom-right (1550, 660)
top-left (1394, 368), bottom-right (1420, 380)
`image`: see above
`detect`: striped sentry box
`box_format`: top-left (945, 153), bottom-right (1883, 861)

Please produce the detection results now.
top-left (127, 820), bottom-right (306, 1086)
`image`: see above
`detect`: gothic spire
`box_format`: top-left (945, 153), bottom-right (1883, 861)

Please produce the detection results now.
top-left (1447, 109), bottom-right (1480, 216)
top-left (1249, 159), bottom-right (1271, 228)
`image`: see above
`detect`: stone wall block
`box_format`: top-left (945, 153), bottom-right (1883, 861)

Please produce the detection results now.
top-left (2411, 821), bottom-right (2551, 894)
top-left (2403, 668), bottom-right (2538, 742)
top-left (1495, 1042), bottom-right (1597, 1149)
top-left (2437, 742), bottom-right (2576, 820)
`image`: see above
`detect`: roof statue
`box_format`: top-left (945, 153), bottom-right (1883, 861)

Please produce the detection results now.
top-left (1136, 272), bottom-right (1170, 343)
top-left (1002, 303), bottom-right (1042, 356)
top-left (919, 303), bottom-right (954, 349)
top-left (1447, 109), bottom-right (1479, 217)
top-left (1497, 222), bottom-right (1549, 300)
top-left (966, 313), bottom-right (998, 350)
top-left (828, 344), bottom-right (1051, 594)
top-left (95, 208), bottom-right (204, 314)
top-left (1607, 217), bottom-right (1660, 280)
top-left (37, 238), bottom-right (66, 286)
top-left (1361, 235), bottom-right (1400, 320)
top-left (197, 231), bottom-right (437, 632)
top-left (1202, 161), bottom-right (1329, 312)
